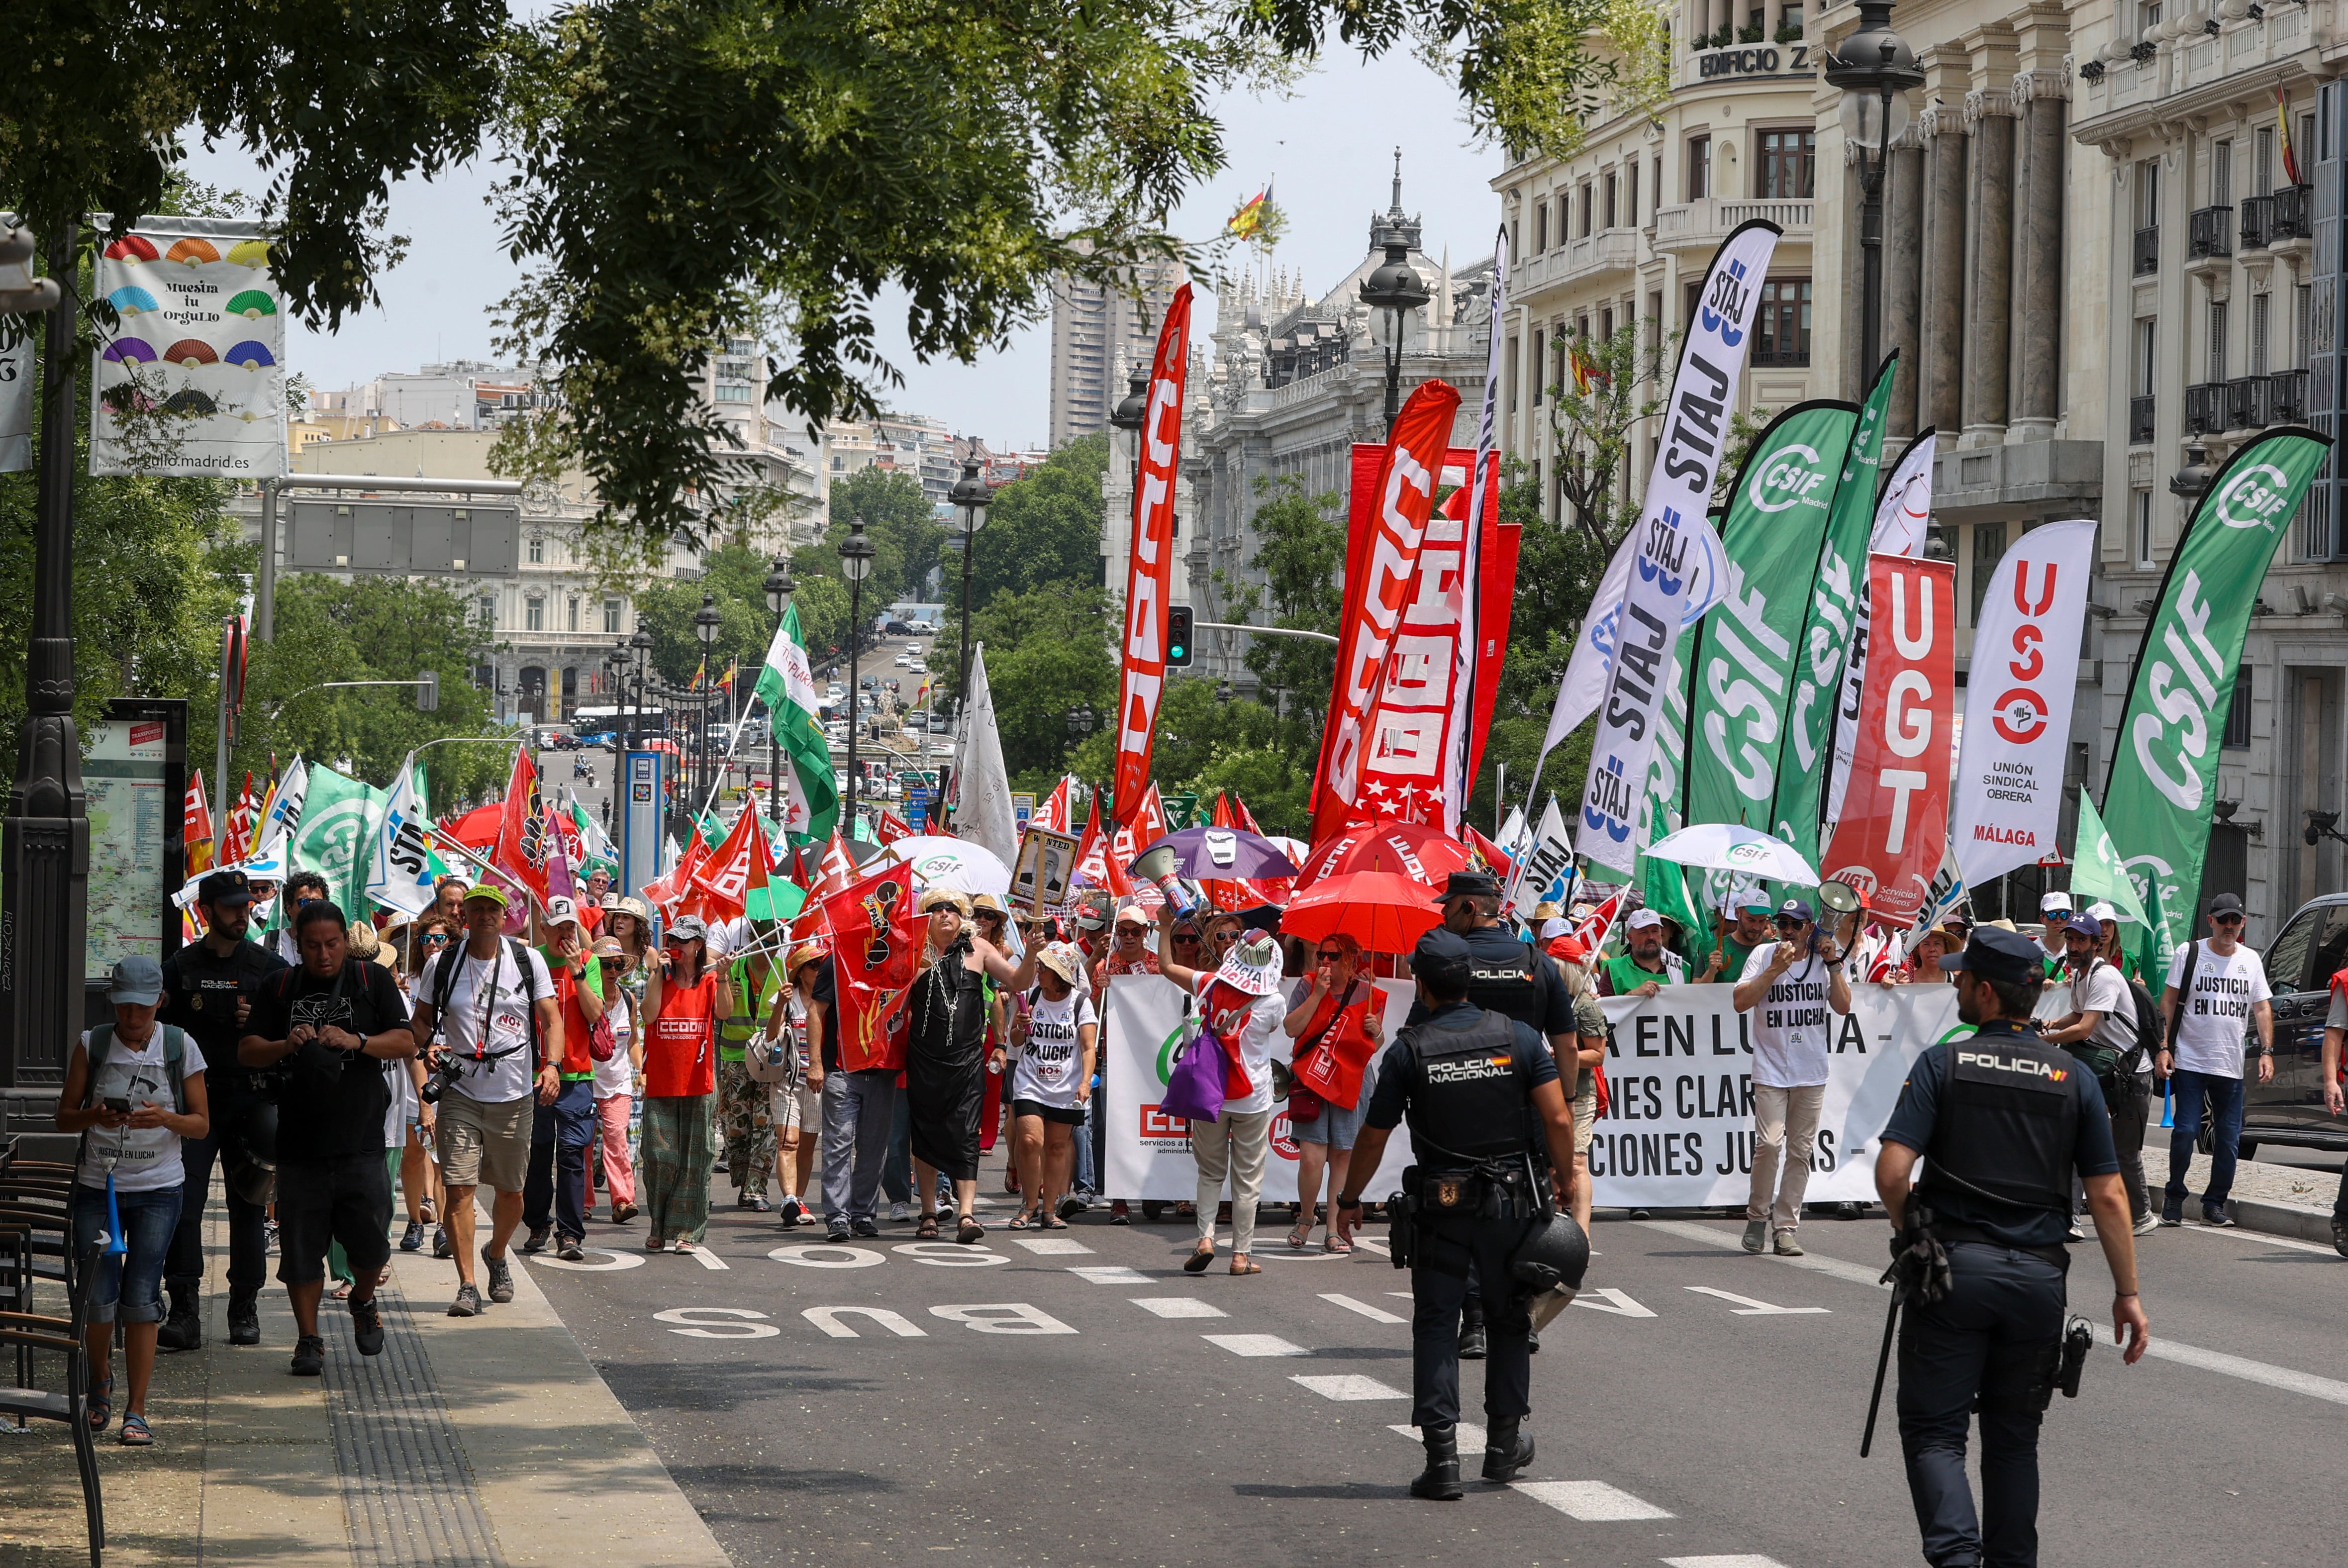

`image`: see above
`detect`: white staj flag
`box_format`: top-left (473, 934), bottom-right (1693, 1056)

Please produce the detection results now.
top-left (1827, 429), bottom-right (1938, 827)
top-left (1502, 795), bottom-right (1573, 921)
top-left (250, 756), bottom-right (309, 863)
top-left (1951, 519), bottom-right (2098, 887)
top-left (950, 643), bottom-right (1019, 864)
top-left (1575, 221), bottom-right (1782, 874)
top-left (364, 754), bottom-right (438, 916)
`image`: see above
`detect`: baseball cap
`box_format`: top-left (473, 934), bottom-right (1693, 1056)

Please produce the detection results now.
top-left (2040, 889), bottom-right (2075, 914)
top-left (665, 914), bottom-right (708, 943)
top-left (197, 869), bottom-right (256, 908)
top-left (544, 895), bottom-right (582, 929)
top-left (1114, 902), bottom-right (1150, 927)
top-left (107, 955), bottom-right (164, 1006)
top-left (1537, 916), bottom-right (1568, 941)
top-left (1411, 927), bottom-right (1475, 986)
top-left (2208, 892), bottom-right (2247, 920)
top-left (1775, 898), bottom-right (1816, 924)
top-left (1432, 870), bottom-right (1503, 903)
top-left (462, 882), bottom-right (509, 909)
top-left (1626, 908), bottom-right (1664, 931)
top-left (1939, 924), bottom-right (2045, 984)
top-left (2064, 912), bottom-right (2103, 939)
top-left (2086, 901), bottom-right (2121, 926)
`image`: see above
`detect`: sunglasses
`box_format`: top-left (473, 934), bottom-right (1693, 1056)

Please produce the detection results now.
top-left (1172, 932), bottom-right (1201, 945)
top-left (2213, 913), bottom-right (2245, 926)
top-left (1315, 949), bottom-right (1345, 961)
top-left (421, 932), bottom-right (451, 945)
top-left (1772, 915), bottom-right (1807, 927)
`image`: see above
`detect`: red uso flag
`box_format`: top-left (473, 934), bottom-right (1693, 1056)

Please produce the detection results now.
top-left (1110, 282), bottom-right (1194, 827)
top-left (1819, 555), bottom-right (1955, 920)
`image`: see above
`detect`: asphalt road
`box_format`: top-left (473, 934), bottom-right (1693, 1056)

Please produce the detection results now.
top-left (512, 1152), bottom-right (2348, 1568)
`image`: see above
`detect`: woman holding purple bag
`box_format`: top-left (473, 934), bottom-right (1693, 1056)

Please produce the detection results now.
top-left (1155, 906), bottom-right (1287, 1276)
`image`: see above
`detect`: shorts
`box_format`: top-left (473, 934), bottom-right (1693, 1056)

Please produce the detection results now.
top-left (1572, 1077), bottom-right (1597, 1156)
top-left (770, 1082), bottom-right (815, 1137)
top-left (275, 1153), bottom-right (395, 1286)
top-left (436, 1090), bottom-right (534, 1191)
top-left (1295, 1091), bottom-right (1370, 1151)
top-left (1013, 1098), bottom-right (1085, 1126)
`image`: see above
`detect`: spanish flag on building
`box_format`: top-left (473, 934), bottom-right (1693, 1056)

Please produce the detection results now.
top-left (1227, 189), bottom-right (1269, 240)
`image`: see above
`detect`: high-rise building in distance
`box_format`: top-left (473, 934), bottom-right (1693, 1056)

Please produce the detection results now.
top-left (1048, 252), bottom-right (1184, 448)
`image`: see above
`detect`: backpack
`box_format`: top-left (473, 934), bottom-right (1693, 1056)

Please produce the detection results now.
top-left (77, 1024), bottom-right (190, 1170)
top-left (2119, 971), bottom-right (2163, 1073)
top-left (426, 938), bottom-right (544, 1061)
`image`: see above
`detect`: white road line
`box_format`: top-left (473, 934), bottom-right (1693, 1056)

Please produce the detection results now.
top-left (1290, 1374), bottom-right (1407, 1400)
top-left (1012, 1237), bottom-right (1095, 1256)
top-left (1203, 1333), bottom-right (1310, 1357)
top-left (1640, 1219), bottom-right (1886, 1290)
top-left (1572, 1288), bottom-right (1657, 1318)
top-left (1320, 1292), bottom-right (1407, 1324)
top-left (1068, 1266), bottom-right (1150, 1284)
top-left (1646, 1217), bottom-right (2348, 1407)
top-left (1661, 1556), bottom-right (1790, 1567)
top-left (1514, 1481), bottom-right (1674, 1521)
top-left (2169, 1221), bottom-right (2342, 1258)
top-left (1387, 1421), bottom-right (1486, 1451)
top-left (1684, 1285), bottom-right (1829, 1316)
top-left (690, 1247), bottom-right (730, 1271)
top-left (1128, 1296), bottom-right (1227, 1319)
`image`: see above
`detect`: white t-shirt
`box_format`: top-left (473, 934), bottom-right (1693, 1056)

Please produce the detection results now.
top-left (1013, 988), bottom-right (1097, 1108)
top-left (592, 988), bottom-right (638, 1099)
top-left (1740, 944), bottom-right (1835, 1089)
top-left (1188, 975), bottom-right (1285, 1116)
top-left (424, 941), bottom-right (556, 1104)
top-left (2163, 941), bottom-right (2271, 1078)
top-left (2071, 959), bottom-right (2140, 1059)
top-left (76, 1027), bottom-right (208, 1193)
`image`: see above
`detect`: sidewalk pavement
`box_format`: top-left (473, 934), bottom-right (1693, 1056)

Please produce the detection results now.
top-left (1, 1203), bottom-right (730, 1568)
top-left (2154, 1144), bottom-right (2343, 1246)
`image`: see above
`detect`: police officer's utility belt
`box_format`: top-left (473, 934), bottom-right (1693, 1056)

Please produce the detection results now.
top-left (1400, 1142), bottom-right (1549, 1223)
top-left (1930, 1217), bottom-right (2070, 1273)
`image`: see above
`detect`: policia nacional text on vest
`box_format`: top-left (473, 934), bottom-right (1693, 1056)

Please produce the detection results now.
top-left (1334, 928), bottom-right (1587, 1504)
top-left (1871, 924), bottom-right (2149, 1568)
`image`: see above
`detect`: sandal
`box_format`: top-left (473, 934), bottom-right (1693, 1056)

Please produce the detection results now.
top-left (956, 1216), bottom-right (985, 1246)
top-left (1229, 1256), bottom-right (1262, 1276)
top-left (1323, 1235), bottom-right (1353, 1255)
top-left (87, 1376), bottom-right (112, 1433)
top-left (646, 1236), bottom-right (668, 1252)
top-left (1182, 1246), bottom-right (1216, 1274)
top-left (1006, 1211), bottom-right (1031, 1230)
top-left (915, 1214), bottom-right (941, 1240)
top-left (1287, 1219), bottom-right (1314, 1250)
top-left (118, 1412), bottom-right (153, 1447)
top-left (672, 1239), bottom-right (699, 1254)
top-left (1041, 1214), bottom-right (1069, 1231)
top-left (329, 1278), bottom-right (353, 1300)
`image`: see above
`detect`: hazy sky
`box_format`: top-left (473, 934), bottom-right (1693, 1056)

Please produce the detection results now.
top-left (182, 48), bottom-right (1504, 452)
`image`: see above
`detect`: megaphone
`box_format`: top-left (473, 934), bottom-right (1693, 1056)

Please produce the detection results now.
top-left (1819, 880), bottom-right (1862, 919)
top-left (1131, 845), bottom-right (1197, 916)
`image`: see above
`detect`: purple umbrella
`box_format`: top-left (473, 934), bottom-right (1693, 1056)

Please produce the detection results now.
top-left (1132, 825), bottom-right (1299, 880)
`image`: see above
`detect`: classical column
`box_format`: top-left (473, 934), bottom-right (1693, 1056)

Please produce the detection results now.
top-left (1884, 133), bottom-right (1926, 438)
top-left (1919, 102), bottom-right (1968, 434)
top-left (1961, 88), bottom-right (2016, 444)
top-left (2011, 69), bottom-right (2067, 437)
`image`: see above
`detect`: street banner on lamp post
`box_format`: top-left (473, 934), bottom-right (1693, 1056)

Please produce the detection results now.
top-left (2103, 427), bottom-right (2331, 972)
top-left (1110, 282), bottom-right (1193, 828)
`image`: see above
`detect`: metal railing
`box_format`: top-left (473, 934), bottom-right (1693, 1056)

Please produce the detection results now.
top-left (2189, 205), bottom-right (2234, 259)
top-left (2272, 183), bottom-right (2315, 241)
top-left (2240, 195), bottom-right (2274, 251)
top-left (2225, 375), bottom-right (2276, 431)
top-left (2184, 381), bottom-right (2228, 435)
top-left (2271, 367), bottom-right (2310, 423)
top-left (2134, 225), bottom-right (2160, 276)
top-left (2129, 394), bottom-right (2157, 445)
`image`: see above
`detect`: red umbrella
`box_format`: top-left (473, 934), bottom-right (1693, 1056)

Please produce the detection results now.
top-left (443, 801), bottom-right (504, 849)
top-left (1295, 818), bottom-right (1476, 890)
top-left (1279, 872), bottom-right (1445, 953)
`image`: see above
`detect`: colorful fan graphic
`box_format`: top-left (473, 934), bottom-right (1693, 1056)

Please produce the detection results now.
top-left (107, 286), bottom-right (160, 315)
top-left (103, 235), bottom-right (159, 261)
top-left (162, 339), bottom-right (218, 367)
top-left (225, 290), bottom-right (276, 319)
top-left (226, 239), bottom-right (272, 269)
top-left (223, 340), bottom-right (275, 369)
top-left (102, 337), bottom-right (158, 364)
top-left (165, 237), bottom-right (221, 266)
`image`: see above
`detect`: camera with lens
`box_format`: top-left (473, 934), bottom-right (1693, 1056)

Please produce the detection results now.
top-left (418, 1050), bottom-right (466, 1105)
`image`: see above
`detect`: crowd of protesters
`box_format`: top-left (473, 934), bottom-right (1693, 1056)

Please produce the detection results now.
top-left (82, 837), bottom-right (2323, 1444)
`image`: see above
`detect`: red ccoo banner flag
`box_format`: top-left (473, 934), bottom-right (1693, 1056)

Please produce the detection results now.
top-left (1819, 555), bottom-right (1956, 921)
top-left (1110, 282), bottom-right (1194, 827)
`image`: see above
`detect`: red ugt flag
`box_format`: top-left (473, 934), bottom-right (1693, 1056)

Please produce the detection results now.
top-left (1109, 284), bottom-right (1194, 828)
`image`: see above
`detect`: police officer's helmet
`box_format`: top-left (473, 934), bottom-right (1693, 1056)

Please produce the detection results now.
top-left (1509, 1211), bottom-right (1592, 1293)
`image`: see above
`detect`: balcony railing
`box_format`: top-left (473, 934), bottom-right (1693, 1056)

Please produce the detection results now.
top-left (2185, 381), bottom-right (2228, 434)
top-left (2272, 183), bottom-right (2315, 241)
top-left (2189, 204), bottom-right (2234, 259)
top-left (2130, 394), bottom-right (2157, 445)
top-left (2240, 195), bottom-right (2274, 251)
top-left (2134, 225), bottom-right (2160, 276)
top-left (2226, 375), bottom-right (2275, 431)
top-left (2271, 367), bottom-right (2310, 423)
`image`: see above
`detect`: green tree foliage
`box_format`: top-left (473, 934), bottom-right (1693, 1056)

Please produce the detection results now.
top-left (789, 466), bottom-right (940, 615)
top-left (1548, 316), bottom-right (1670, 555)
top-left (967, 436), bottom-right (1109, 606)
top-left (953, 586), bottom-right (1117, 787)
top-left (1215, 473), bottom-right (1343, 722)
top-left (634, 543), bottom-right (787, 691)
top-left (234, 576), bottom-right (507, 814)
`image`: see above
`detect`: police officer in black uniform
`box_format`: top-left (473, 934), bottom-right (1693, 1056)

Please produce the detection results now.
top-left (1405, 870), bottom-right (1579, 1358)
top-left (157, 869), bottom-right (291, 1349)
top-left (1875, 924), bottom-right (2150, 1568)
top-left (1335, 929), bottom-right (1580, 1501)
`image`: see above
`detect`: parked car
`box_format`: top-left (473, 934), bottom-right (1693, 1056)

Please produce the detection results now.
top-left (2243, 894), bottom-right (2348, 1157)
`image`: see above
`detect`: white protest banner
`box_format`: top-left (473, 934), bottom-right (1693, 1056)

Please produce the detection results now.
top-left (363, 753), bottom-right (437, 916)
top-left (1576, 221), bottom-right (1778, 873)
top-left (1588, 982), bottom-right (1962, 1205)
top-left (0, 324), bottom-right (31, 472)
top-left (1951, 519), bottom-right (2096, 887)
top-left (1103, 976), bottom-right (1415, 1201)
top-left (90, 218), bottom-right (287, 478)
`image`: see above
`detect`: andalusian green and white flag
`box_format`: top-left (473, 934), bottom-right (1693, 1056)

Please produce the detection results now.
top-left (1771, 356), bottom-right (1896, 867)
top-left (2104, 427), bottom-right (2330, 973)
top-left (2070, 788), bottom-right (2149, 930)
top-left (754, 602), bottom-right (841, 843)
top-left (291, 763), bottom-right (388, 917)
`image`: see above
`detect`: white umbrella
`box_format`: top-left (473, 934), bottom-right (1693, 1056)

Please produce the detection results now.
top-left (884, 836), bottom-right (1013, 897)
top-left (1644, 823), bottom-right (1818, 887)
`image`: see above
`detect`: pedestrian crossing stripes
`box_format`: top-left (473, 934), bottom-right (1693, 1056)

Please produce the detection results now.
top-left (1514, 1480), bottom-right (1675, 1521)
top-left (1126, 1296), bottom-right (1225, 1318)
top-left (1289, 1374), bottom-right (1406, 1400)
top-left (1660, 1557), bottom-right (1790, 1567)
top-left (1067, 1265), bottom-right (1150, 1283)
top-left (1320, 1292), bottom-right (1406, 1324)
top-left (1012, 1237), bottom-right (1094, 1255)
top-left (1387, 1421), bottom-right (1485, 1451)
top-left (1202, 1333), bottom-right (1308, 1357)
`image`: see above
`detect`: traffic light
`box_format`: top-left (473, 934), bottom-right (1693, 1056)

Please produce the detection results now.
top-left (1167, 604), bottom-right (1194, 668)
top-left (414, 670), bottom-right (439, 712)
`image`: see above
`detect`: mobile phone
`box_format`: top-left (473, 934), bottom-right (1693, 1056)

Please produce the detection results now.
top-left (103, 1096), bottom-right (133, 1114)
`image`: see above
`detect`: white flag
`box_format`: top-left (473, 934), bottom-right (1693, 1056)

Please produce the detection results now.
top-left (1827, 429), bottom-right (1937, 827)
top-left (1576, 221), bottom-right (1782, 873)
top-left (251, 756), bottom-right (309, 863)
top-left (950, 643), bottom-right (1019, 864)
top-left (1502, 795), bottom-right (1573, 921)
top-left (1952, 519), bottom-right (2098, 887)
top-left (364, 754), bottom-right (438, 916)
top-left (1442, 222), bottom-right (1507, 835)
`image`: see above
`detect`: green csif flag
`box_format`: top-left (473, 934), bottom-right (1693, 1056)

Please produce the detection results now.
top-left (1682, 400), bottom-right (1859, 838)
top-left (290, 763), bottom-right (388, 918)
top-left (2069, 787), bottom-right (2149, 930)
top-left (2104, 427), bottom-right (2331, 975)
top-left (1770, 355), bottom-right (1896, 868)
top-left (753, 602), bottom-right (842, 843)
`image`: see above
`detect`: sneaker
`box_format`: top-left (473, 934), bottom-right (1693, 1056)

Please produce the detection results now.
top-left (557, 1236), bottom-right (586, 1263)
top-left (2134, 1212), bottom-right (2160, 1237)
top-left (2201, 1204), bottom-right (2234, 1227)
top-left (264, 1219), bottom-right (280, 1253)
top-left (888, 1201), bottom-right (913, 1223)
top-left (1109, 1200), bottom-right (1131, 1226)
top-left (1772, 1229), bottom-right (1804, 1257)
top-left (851, 1219), bottom-right (882, 1239)
top-left (737, 1192), bottom-right (771, 1213)
top-left (826, 1222), bottom-right (853, 1244)
top-left (1741, 1219), bottom-right (1768, 1254)
top-left (777, 1196), bottom-right (807, 1228)
top-left (2331, 1215), bottom-right (2348, 1259)
top-left (1058, 1195), bottom-right (1088, 1221)
top-left (2159, 1196), bottom-right (2184, 1228)
top-left (2066, 1219), bottom-right (2087, 1242)
top-left (518, 1226), bottom-right (552, 1255)
top-left (290, 1335), bottom-right (325, 1376)
top-left (447, 1283), bottom-right (483, 1318)
top-left (350, 1296), bottom-right (385, 1356)
top-left (227, 1296), bottom-right (261, 1346)
top-left (399, 1220), bottom-right (426, 1253)
top-left (483, 1250), bottom-right (516, 1304)
top-left (432, 1226), bottom-right (453, 1259)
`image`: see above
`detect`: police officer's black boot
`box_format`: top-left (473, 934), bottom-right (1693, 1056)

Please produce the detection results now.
top-left (156, 1286), bottom-right (201, 1352)
top-left (1481, 1417), bottom-right (1535, 1483)
top-left (1411, 1423), bottom-right (1466, 1500)
top-left (226, 1290), bottom-right (261, 1346)
top-left (1458, 1301), bottom-right (1488, 1360)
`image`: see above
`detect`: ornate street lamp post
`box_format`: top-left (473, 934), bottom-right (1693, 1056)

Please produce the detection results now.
top-left (692, 592), bottom-right (721, 819)
top-left (840, 523), bottom-right (876, 831)
top-left (1358, 150), bottom-right (1431, 434)
top-left (1823, 0), bottom-right (1922, 388)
